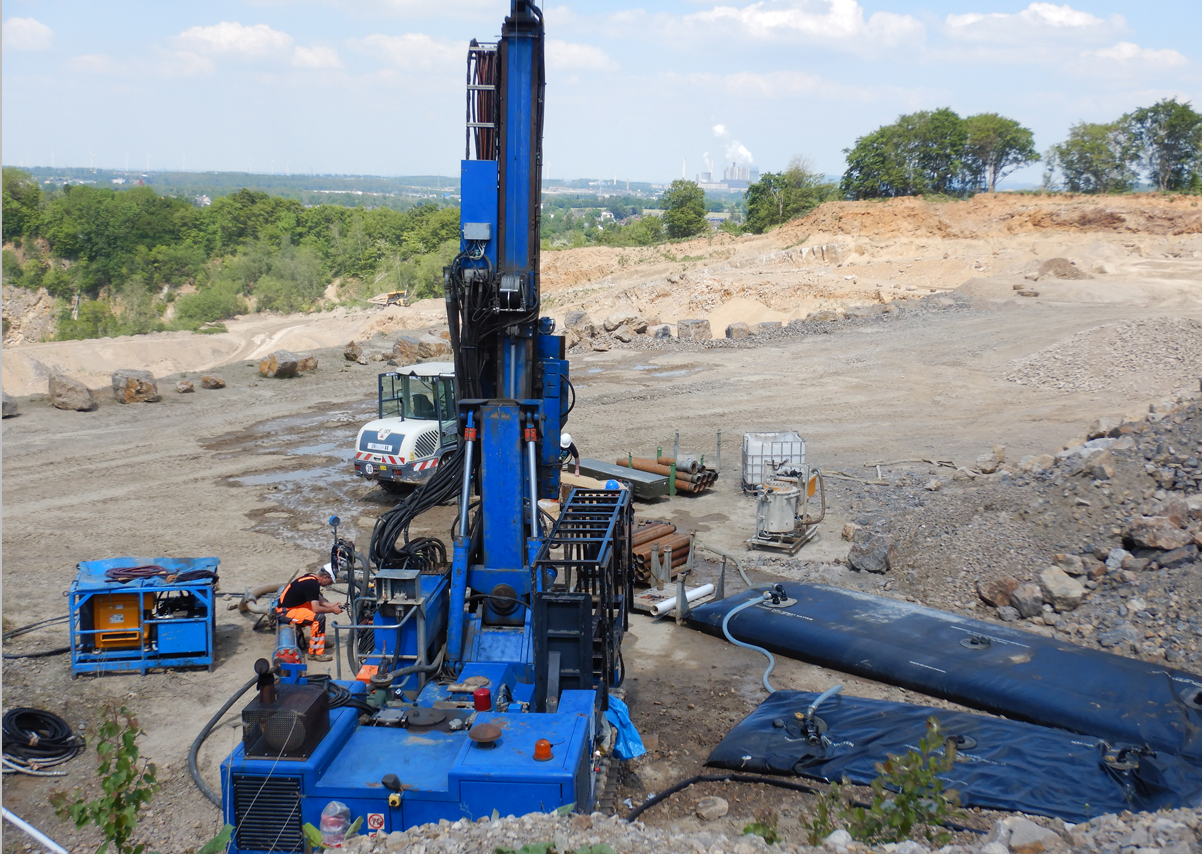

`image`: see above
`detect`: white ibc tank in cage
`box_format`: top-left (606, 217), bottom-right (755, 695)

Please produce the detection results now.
top-left (742, 431), bottom-right (806, 492)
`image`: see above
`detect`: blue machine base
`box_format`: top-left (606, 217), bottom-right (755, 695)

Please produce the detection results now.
top-left (222, 668), bottom-right (597, 852)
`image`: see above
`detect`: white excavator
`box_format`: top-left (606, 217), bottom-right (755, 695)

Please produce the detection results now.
top-left (351, 362), bottom-right (458, 493)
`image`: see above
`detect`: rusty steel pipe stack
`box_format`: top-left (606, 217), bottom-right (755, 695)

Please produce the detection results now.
top-left (615, 458), bottom-right (718, 494)
top-left (630, 521), bottom-right (692, 584)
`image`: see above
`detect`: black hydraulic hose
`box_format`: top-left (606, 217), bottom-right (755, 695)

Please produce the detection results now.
top-left (624, 772), bottom-right (986, 835)
top-left (3, 647), bottom-right (71, 660)
top-left (625, 773), bottom-right (821, 822)
top-left (2, 709), bottom-right (86, 771)
top-left (189, 676), bottom-right (257, 809)
top-left (2, 615), bottom-right (69, 641)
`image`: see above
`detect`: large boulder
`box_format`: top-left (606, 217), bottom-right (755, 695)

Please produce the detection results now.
top-left (604, 310), bottom-right (647, 333)
top-left (112, 369), bottom-right (161, 404)
top-left (176, 380), bottom-right (195, 394)
top-left (297, 356), bottom-right (318, 372)
top-left (847, 534), bottom-right (894, 574)
top-left (612, 325), bottom-right (636, 343)
top-left (564, 311), bottom-right (596, 337)
top-left (1010, 583), bottom-right (1044, 618)
top-left (344, 340), bottom-right (363, 362)
top-left (725, 322), bottom-right (750, 340)
top-left (1039, 567), bottom-right (1085, 612)
top-left (260, 350), bottom-right (299, 378)
top-left (49, 374), bottom-right (97, 411)
top-left (653, 325), bottom-right (673, 340)
top-left (1151, 496), bottom-right (1190, 529)
top-left (676, 319), bottom-right (712, 342)
top-left (1128, 516), bottom-right (1191, 551)
top-left (2, 392), bottom-right (17, 418)
top-left (200, 375), bottom-right (226, 389)
top-left (392, 335), bottom-right (422, 365)
top-left (976, 576), bottom-right (1018, 607)
top-left (417, 334), bottom-right (452, 360)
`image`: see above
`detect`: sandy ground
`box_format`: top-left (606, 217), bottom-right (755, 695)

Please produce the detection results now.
top-left (4, 194), bottom-right (1202, 851)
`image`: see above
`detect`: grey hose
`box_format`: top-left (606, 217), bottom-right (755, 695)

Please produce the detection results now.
top-left (721, 593), bottom-right (776, 694)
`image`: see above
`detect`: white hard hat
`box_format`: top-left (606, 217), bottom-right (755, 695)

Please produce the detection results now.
top-left (319, 563), bottom-right (335, 581)
top-left (560, 433), bottom-right (572, 450)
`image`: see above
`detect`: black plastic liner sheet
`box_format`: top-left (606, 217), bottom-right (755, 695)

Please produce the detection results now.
top-left (707, 691), bottom-right (1202, 823)
top-left (686, 584), bottom-right (1202, 759)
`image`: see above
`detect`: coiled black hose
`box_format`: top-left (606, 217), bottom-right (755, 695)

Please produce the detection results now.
top-left (2, 709), bottom-right (86, 773)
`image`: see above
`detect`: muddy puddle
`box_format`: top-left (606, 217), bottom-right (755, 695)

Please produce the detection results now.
top-left (205, 400), bottom-right (397, 553)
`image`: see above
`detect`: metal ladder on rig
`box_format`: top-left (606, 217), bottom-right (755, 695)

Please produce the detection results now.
top-left (531, 488), bottom-right (633, 712)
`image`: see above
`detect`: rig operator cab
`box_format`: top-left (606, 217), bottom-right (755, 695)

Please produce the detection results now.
top-left (353, 363), bottom-right (457, 493)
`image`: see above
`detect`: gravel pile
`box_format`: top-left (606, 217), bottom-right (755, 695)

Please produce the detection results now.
top-left (337, 805), bottom-right (1202, 854)
top-left (1003, 317), bottom-right (1202, 394)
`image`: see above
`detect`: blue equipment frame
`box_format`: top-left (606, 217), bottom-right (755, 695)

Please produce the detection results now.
top-left (220, 4), bottom-right (636, 850)
top-left (69, 557), bottom-right (218, 675)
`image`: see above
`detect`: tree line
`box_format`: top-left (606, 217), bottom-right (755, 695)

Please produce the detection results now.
top-left (3, 96), bottom-right (1198, 341)
top-left (2, 174), bottom-right (458, 339)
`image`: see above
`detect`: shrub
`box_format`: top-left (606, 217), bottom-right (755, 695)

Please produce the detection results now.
top-left (805, 717), bottom-right (965, 847)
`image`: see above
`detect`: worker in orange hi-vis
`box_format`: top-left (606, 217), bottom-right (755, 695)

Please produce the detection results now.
top-left (276, 566), bottom-right (343, 661)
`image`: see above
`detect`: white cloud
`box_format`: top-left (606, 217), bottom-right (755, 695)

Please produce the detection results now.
top-left (158, 49), bottom-right (217, 77)
top-left (352, 33), bottom-right (459, 71)
top-left (1087, 41), bottom-right (1187, 69)
top-left (69, 54), bottom-right (122, 74)
top-left (688, 0), bottom-right (922, 48)
top-left (4, 17), bottom-right (54, 51)
top-left (945, 3), bottom-right (1123, 43)
top-left (292, 45), bottom-right (343, 69)
top-left (175, 22), bottom-right (293, 57)
top-left (547, 39), bottom-right (616, 72)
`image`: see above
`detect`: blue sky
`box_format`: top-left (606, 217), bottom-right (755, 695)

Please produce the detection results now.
top-left (3, 1), bottom-right (1200, 187)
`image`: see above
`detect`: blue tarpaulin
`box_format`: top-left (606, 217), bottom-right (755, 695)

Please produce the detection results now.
top-left (75, 557), bottom-right (220, 589)
top-left (707, 691), bottom-right (1202, 824)
top-left (605, 696), bottom-right (646, 760)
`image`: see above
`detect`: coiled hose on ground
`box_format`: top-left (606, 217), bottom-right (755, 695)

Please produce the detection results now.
top-left (2, 709), bottom-right (86, 776)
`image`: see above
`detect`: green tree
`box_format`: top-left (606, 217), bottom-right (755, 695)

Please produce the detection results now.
top-left (1126, 98), bottom-right (1202, 191)
top-left (2, 167), bottom-right (43, 242)
top-left (1047, 121), bottom-right (1137, 193)
top-left (963, 114), bottom-right (1039, 192)
top-left (841, 108), bottom-right (970, 199)
top-left (745, 157), bottom-right (837, 233)
top-left (173, 282), bottom-right (248, 326)
top-left (661, 179), bottom-right (706, 239)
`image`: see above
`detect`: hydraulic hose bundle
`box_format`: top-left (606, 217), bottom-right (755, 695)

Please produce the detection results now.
top-left (369, 444), bottom-right (466, 568)
top-left (2, 709), bottom-right (85, 776)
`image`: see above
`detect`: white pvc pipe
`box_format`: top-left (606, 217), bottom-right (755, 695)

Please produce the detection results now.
top-left (2, 807), bottom-right (70, 854)
top-left (650, 583), bottom-right (715, 617)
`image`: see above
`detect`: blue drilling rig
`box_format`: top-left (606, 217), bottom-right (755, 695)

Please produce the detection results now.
top-left (219, 3), bottom-right (635, 849)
